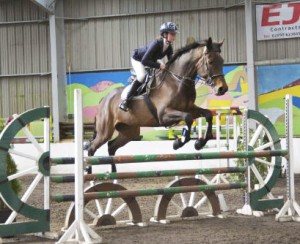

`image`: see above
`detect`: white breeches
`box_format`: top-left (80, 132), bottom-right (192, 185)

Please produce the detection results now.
top-left (131, 57), bottom-right (146, 83)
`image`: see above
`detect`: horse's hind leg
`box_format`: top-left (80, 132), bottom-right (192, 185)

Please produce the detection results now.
top-left (108, 124), bottom-right (140, 156)
top-left (87, 120), bottom-right (115, 157)
top-left (106, 124), bottom-right (140, 173)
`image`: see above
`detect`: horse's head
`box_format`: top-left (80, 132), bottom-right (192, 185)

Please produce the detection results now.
top-left (197, 37), bottom-right (228, 96)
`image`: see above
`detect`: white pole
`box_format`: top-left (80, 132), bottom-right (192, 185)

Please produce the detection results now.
top-left (56, 89), bottom-right (102, 243)
top-left (74, 89), bottom-right (84, 234)
top-left (216, 111), bottom-right (221, 183)
top-left (236, 108), bottom-right (253, 216)
top-left (226, 115), bottom-right (230, 167)
top-left (233, 115), bottom-right (238, 151)
top-left (44, 107), bottom-right (50, 210)
top-left (287, 95), bottom-right (294, 202)
top-left (276, 95), bottom-right (300, 222)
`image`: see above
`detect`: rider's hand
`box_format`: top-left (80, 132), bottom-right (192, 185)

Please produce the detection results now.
top-left (160, 63), bottom-right (166, 70)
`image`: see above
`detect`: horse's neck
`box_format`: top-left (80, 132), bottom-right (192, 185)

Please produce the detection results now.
top-left (169, 47), bottom-right (202, 79)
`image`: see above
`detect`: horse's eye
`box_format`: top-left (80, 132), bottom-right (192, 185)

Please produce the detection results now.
top-left (208, 60), bottom-right (213, 65)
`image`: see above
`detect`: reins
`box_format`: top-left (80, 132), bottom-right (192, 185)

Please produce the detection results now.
top-left (165, 69), bottom-right (197, 84)
top-left (146, 45), bottom-right (225, 93)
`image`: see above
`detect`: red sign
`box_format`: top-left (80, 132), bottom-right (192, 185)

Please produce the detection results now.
top-left (256, 1), bottom-right (300, 40)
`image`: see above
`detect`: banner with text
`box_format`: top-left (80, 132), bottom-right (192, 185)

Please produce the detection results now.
top-left (256, 1), bottom-right (300, 40)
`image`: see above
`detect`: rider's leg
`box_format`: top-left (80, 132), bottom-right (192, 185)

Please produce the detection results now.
top-left (119, 79), bottom-right (142, 111)
top-left (119, 58), bottom-right (146, 111)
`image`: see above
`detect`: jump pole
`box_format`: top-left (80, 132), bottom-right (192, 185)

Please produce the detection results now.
top-left (52, 150), bottom-right (287, 165)
top-left (275, 94), bottom-right (300, 222)
top-left (56, 89), bottom-right (102, 243)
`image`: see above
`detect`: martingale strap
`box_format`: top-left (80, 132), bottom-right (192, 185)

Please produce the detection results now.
top-left (144, 95), bottom-right (160, 124)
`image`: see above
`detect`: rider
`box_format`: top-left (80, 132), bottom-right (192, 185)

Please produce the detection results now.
top-left (119, 21), bottom-right (179, 112)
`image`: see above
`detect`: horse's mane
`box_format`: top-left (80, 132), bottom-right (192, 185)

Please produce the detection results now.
top-left (167, 38), bottom-right (221, 66)
top-left (167, 42), bottom-right (204, 65)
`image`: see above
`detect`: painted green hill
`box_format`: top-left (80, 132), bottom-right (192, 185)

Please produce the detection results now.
top-left (259, 96), bottom-right (300, 136)
top-left (225, 66), bottom-right (245, 85)
top-left (259, 98), bottom-right (285, 110)
top-left (66, 83), bottom-right (124, 114)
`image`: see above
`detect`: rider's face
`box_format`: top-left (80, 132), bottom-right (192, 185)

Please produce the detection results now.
top-left (166, 33), bottom-right (176, 43)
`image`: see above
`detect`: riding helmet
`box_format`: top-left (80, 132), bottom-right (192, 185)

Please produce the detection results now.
top-left (160, 22), bottom-right (179, 35)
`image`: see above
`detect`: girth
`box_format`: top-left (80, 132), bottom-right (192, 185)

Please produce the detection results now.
top-left (144, 95), bottom-right (160, 124)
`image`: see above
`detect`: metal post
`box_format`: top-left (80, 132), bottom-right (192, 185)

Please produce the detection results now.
top-left (49, 14), bottom-right (60, 142)
top-left (245, 0), bottom-right (257, 110)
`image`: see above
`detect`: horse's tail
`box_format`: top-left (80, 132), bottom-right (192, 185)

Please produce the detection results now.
top-left (84, 97), bottom-right (103, 150)
top-left (84, 117), bottom-right (96, 151)
top-left (91, 96), bottom-right (105, 141)
top-left (91, 116), bottom-right (97, 141)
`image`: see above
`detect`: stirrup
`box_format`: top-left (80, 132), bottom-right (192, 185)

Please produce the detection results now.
top-left (119, 100), bottom-right (129, 112)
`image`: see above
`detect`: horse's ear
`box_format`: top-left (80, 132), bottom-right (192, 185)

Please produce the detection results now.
top-left (218, 38), bottom-right (225, 47)
top-left (206, 37), bottom-right (213, 50)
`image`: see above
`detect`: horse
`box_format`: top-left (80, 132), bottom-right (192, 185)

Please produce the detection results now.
top-left (87, 37), bottom-right (228, 164)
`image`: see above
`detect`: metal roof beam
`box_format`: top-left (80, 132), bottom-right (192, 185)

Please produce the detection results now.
top-left (30, 0), bottom-right (55, 14)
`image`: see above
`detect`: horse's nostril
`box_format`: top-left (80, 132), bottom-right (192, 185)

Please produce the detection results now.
top-left (218, 87), bottom-right (224, 94)
top-left (218, 86), bottom-right (228, 95)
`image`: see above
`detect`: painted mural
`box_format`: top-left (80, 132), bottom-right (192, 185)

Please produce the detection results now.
top-left (66, 66), bottom-right (248, 139)
top-left (63, 63), bottom-right (300, 139)
top-left (66, 65), bottom-right (249, 123)
top-left (257, 64), bottom-right (300, 136)
top-left (195, 65), bottom-right (248, 109)
top-left (66, 71), bottom-right (129, 122)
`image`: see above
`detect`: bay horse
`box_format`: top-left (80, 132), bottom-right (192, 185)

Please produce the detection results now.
top-left (87, 37), bottom-right (228, 163)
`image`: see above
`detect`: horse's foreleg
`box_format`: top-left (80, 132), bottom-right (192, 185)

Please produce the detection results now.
top-left (190, 107), bottom-right (213, 150)
top-left (158, 109), bottom-right (193, 150)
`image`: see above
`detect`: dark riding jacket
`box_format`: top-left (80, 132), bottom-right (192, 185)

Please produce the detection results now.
top-left (132, 38), bottom-right (173, 69)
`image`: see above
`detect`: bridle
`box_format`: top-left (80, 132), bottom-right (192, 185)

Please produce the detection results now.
top-left (198, 46), bottom-right (224, 87)
top-left (165, 46), bottom-right (224, 88)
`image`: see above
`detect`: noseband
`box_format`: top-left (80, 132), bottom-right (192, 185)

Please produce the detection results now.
top-left (199, 46), bottom-right (224, 87)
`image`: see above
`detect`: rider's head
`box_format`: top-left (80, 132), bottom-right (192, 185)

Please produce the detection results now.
top-left (160, 22), bottom-right (178, 43)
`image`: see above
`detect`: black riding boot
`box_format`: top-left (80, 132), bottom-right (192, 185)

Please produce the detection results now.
top-left (119, 80), bottom-right (141, 112)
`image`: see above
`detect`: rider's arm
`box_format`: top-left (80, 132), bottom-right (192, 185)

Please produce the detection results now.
top-left (141, 40), bottom-right (161, 69)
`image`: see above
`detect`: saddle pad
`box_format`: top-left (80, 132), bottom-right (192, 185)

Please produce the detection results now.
top-left (120, 78), bottom-right (154, 100)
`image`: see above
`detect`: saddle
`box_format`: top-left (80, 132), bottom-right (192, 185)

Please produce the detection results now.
top-left (127, 68), bottom-right (155, 97)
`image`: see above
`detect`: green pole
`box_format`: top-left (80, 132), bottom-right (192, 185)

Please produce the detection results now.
top-left (52, 182), bottom-right (246, 202)
top-left (84, 150), bottom-right (287, 165)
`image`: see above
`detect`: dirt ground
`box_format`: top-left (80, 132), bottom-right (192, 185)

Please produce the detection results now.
top-left (1, 175), bottom-right (300, 244)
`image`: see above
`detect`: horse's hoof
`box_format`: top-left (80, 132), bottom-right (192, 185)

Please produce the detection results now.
top-left (83, 141), bottom-right (90, 150)
top-left (194, 138), bottom-right (205, 150)
top-left (87, 148), bottom-right (95, 157)
top-left (173, 139), bottom-right (183, 150)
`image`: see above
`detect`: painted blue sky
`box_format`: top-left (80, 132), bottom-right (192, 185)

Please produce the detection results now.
top-left (67, 71), bottom-right (130, 87)
top-left (257, 64), bottom-right (300, 95)
top-left (223, 65), bottom-right (238, 74)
